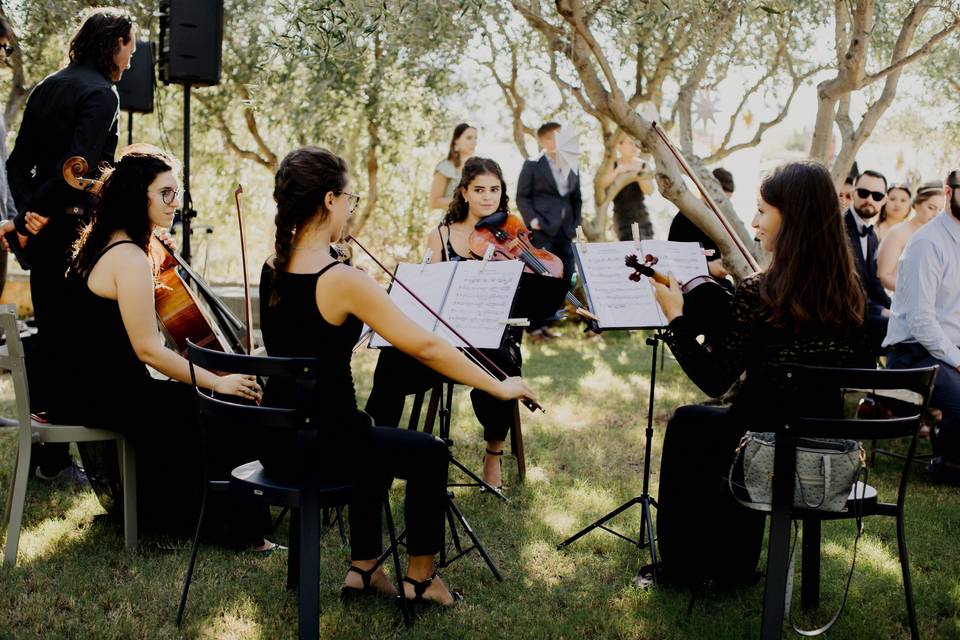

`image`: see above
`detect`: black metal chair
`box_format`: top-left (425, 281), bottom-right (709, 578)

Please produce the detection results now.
top-left (760, 365), bottom-right (937, 640)
top-left (175, 341), bottom-right (410, 640)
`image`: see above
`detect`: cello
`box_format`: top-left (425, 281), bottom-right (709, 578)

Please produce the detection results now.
top-left (61, 156), bottom-right (249, 356)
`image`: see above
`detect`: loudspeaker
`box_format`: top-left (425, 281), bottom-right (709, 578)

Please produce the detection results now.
top-left (117, 41), bottom-right (155, 113)
top-left (158, 0), bottom-right (223, 86)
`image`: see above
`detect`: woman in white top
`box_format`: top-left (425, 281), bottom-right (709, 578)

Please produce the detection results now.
top-left (875, 183), bottom-right (912, 242)
top-left (876, 181), bottom-right (945, 291)
top-left (429, 123), bottom-right (476, 210)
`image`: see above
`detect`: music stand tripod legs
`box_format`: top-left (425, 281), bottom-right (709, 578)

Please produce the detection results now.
top-left (556, 334), bottom-right (662, 585)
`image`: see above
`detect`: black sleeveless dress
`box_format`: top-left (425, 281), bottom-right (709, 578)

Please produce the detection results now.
top-left (50, 240), bottom-right (270, 544)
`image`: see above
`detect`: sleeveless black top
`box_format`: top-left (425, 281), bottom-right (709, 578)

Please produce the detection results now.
top-left (259, 261), bottom-right (372, 443)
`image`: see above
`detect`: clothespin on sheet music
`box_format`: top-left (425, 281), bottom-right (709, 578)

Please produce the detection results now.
top-left (576, 225), bottom-right (587, 252)
top-left (480, 243), bottom-right (495, 270)
top-left (702, 248), bottom-right (716, 258)
top-left (420, 248), bottom-right (433, 271)
top-left (499, 318), bottom-right (530, 327)
top-left (631, 222), bottom-right (641, 250)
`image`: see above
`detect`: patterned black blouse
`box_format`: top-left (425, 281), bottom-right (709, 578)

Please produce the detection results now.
top-left (662, 273), bottom-right (873, 424)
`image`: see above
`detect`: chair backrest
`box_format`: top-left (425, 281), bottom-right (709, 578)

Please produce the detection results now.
top-left (779, 365), bottom-right (938, 441)
top-left (186, 340), bottom-right (321, 432)
top-left (0, 305), bottom-right (34, 447)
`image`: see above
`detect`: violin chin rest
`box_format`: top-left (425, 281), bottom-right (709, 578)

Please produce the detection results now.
top-left (475, 210), bottom-right (508, 230)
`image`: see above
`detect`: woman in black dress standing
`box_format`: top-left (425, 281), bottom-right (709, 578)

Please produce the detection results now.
top-left (53, 144), bottom-right (271, 548)
top-left (259, 147), bottom-right (536, 605)
top-left (649, 162), bottom-right (872, 586)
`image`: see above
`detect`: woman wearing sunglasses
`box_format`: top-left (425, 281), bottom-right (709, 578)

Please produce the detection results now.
top-left (49, 144), bottom-right (274, 548)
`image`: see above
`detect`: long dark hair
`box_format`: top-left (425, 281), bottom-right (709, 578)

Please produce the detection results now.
top-left (443, 156), bottom-right (510, 225)
top-left (759, 161), bottom-right (864, 330)
top-left (446, 123), bottom-right (473, 169)
top-left (72, 144), bottom-right (179, 278)
top-left (270, 146), bottom-right (348, 302)
top-left (68, 7), bottom-right (134, 79)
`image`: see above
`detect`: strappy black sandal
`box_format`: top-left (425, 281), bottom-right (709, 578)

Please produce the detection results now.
top-left (340, 564), bottom-right (394, 602)
top-left (403, 571), bottom-right (463, 607)
top-left (480, 448), bottom-right (504, 493)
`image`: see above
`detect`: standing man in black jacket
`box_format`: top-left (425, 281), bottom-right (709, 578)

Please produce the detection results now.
top-left (0, 8), bottom-right (136, 481)
top-left (515, 122), bottom-right (582, 340)
top-left (843, 169), bottom-right (891, 354)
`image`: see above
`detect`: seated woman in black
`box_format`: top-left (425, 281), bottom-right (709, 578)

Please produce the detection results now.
top-left (258, 147), bottom-right (536, 606)
top-left (365, 157), bottom-right (530, 491)
top-left (648, 161), bottom-right (871, 587)
top-left (53, 144), bottom-right (272, 548)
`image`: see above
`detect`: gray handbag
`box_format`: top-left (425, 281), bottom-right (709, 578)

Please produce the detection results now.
top-left (729, 431), bottom-right (865, 512)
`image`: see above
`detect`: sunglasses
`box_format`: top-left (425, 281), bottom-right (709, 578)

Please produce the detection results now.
top-left (0, 44), bottom-right (13, 56)
top-left (856, 188), bottom-right (885, 202)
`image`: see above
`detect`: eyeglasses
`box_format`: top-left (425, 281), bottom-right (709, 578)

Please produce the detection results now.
top-left (149, 187), bottom-right (183, 206)
top-left (855, 188), bottom-right (885, 202)
top-left (340, 191), bottom-right (361, 213)
top-left (0, 44), bottom-right (13, 56)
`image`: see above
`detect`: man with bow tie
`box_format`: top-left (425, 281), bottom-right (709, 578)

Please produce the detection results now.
top-left (843, 169), bottom-right (891, 353)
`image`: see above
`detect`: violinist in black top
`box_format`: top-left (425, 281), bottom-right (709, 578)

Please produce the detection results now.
top-left (259, 147), bottom-right (535, 606)
top-left (365, 157), bottom-right (536, 491)
top-left (647, 162), bottom-right (872, 587)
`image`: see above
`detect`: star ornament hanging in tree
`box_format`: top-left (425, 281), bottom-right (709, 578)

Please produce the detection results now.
top-left (693, 93), bottom-right (720, 127)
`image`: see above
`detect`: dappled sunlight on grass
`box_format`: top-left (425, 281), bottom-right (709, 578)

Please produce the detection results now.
top-left (518, 540), bottom-right (576, 586)
top-left (822, 536), bottom-right (901, 579)
top-left (16, 492), bottom-right (103, 565)
top-left (198, 595), bottom-right (263, 640)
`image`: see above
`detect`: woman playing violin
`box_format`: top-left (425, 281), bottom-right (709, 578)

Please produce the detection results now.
top-left (258, 147), bottom-right (535, 606)
top-left (365, 157), bottom-right (536, 491)
top-left (50, 144), bottom-right (272, 547)
top-left (648, 161), bottom-right (873, 587)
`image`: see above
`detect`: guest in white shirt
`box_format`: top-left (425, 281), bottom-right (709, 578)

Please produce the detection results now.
top-left (884, 170), bottom-right (960, 481)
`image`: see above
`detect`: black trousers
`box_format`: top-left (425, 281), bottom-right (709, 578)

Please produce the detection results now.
top-left (527, 231), bottom-right (575, 331)
top-left (365, 345), bottom-right (521, 443)
top-left (656, 404), bottom-right (766, 586)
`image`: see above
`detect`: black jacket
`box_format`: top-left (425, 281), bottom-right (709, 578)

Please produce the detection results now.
top-left (844, 209), bottom-right (891, 318)
top-left (7, 63), bottom-right (119, 235)
top-left (515, 155), bottom-right (582, 239)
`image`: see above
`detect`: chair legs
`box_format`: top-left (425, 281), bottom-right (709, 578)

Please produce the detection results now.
top-left (118, 439), bottom-right (137, 551)
top-left (176, 482), bottom-right (211, 626)
top-left (510, 402), bottom-right (526, 482)
top-left (896, 513), bottom-right (920, 640)
top-left (3, 435), bottom-right (31, 567)
top-left (760, 509), bottom-right (793, 639)
top-left (801, 518), bottom-right (821, 609)
top-left (383, 497), bottom-right (412, 626)
top-left (298, 492), bottom-right (321, 640)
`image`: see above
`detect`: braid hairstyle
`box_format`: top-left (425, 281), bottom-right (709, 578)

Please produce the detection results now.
top-left (72, 144), bottom-right (179, 279)
top-left (443, 156), bottom-right (510, 226)
top-left (270, 146), bottom-right (348, 304)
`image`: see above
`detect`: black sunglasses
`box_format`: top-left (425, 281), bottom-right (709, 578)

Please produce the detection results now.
top-left (0, 44), bottom-right (13, 56)
top-left (855, 188), bottom-right (885, 202)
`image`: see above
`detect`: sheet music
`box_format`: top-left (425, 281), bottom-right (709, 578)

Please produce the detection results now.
top-left (370, 262), bottom-right (457, 348)
top-left (573, 240), bottom-right (709, 330)
top-left (370, 260), bottom-right (523, 349)
top-left (435, 261), bottom-right (524, 348)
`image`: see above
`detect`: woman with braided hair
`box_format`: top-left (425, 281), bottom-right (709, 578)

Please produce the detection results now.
top-left (50, 144), bottom-right (273, 548)
top-left (259, 146), bottom-right (536, 606)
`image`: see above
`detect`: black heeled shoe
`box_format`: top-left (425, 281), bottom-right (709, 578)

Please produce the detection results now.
top-left (340, 564), bottom-right (395, 602)
top-left (480, 448), bottom-right (504, 493)
top-left (403, 571), bottom-right (463, 607)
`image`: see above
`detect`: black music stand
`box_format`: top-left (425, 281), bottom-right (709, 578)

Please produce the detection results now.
top-left (556, 332), bottom-right (663, 586)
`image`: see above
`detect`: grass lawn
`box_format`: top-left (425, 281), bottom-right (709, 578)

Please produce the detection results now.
top-left (1, 328), bottom-right (959, 639)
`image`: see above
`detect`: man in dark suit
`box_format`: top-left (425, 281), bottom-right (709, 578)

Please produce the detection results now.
top-left (843, 169), bottom-right (891, 353)
top-left (0, 8), bottom-right (136, 482)
top-left (515, 122), bottom-right (582, 339)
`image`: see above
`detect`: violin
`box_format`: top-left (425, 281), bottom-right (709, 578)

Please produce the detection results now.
top-left (625, 253), bottom-right (732, 347)
top-left (468, 210), bottom-right (598, 324)
top-left (61, 156), bottom-right (248, 356)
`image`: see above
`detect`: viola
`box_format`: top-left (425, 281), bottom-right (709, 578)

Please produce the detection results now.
top-left (625, 253), bottom-right (732, 347)
top-left (468, 210), bottom-right (598, 324)
top-left (61, 156), bottom-right (247, 356)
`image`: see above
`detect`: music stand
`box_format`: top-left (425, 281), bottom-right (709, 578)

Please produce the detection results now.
top-left (556, 332), bottom-right (663, 585)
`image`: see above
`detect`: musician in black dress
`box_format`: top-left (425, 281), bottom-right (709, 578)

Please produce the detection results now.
top-left (1, 8), bottom-right (136, 480)
top-left (259, 147), bottom-right (535, 605)
top-left (648, 162), bottom-right (872, 586)
top-left (51, 144), bottom-right (272, 547)
top-left (365, 157), bottom-right (530, 491)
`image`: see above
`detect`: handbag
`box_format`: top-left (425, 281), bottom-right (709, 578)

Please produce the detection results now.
top-left (729, 431), bottom-right (865, 513)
